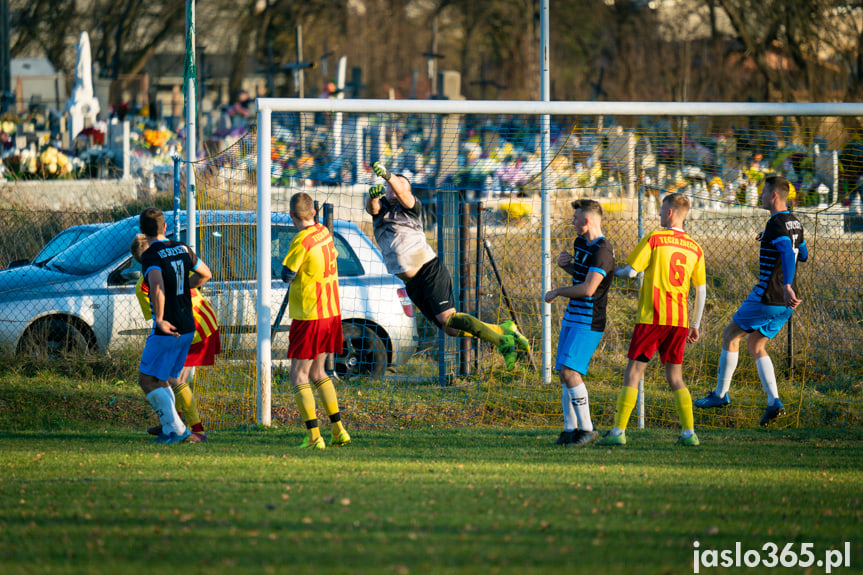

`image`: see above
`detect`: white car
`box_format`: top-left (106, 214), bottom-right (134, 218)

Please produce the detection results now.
top-left (0, 210), bottom-right (417, 377)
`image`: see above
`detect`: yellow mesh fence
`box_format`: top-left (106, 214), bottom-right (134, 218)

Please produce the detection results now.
top-left (187, 112), bottom-right (863, 430)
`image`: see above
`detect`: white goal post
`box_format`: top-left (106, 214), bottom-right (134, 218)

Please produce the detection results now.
top-left (254, 98), bottom-right (863, 426)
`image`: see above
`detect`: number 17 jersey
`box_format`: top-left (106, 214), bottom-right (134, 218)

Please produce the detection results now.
top-left (626, 228), bottom-right (706, 327)
top-left (282, 223), bottom-right (341, 320)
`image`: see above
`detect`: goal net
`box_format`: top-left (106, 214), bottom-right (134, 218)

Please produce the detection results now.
top-left (189, 99), bottom-right (863, 431)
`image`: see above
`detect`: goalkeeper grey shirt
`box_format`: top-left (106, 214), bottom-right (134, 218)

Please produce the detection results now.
top-left (372, 196), bottom-right (436, 275)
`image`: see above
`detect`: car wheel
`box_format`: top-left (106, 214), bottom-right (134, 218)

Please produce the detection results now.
top-left (18, 318), bottom-right (90, 357)
top-left (335, 323), bottom-right (387, 378)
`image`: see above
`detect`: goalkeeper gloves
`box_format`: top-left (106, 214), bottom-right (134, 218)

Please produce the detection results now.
top-left (369, 184), bottom-right (385, 199)
top-left (372, 161), bottom-right (391, 181)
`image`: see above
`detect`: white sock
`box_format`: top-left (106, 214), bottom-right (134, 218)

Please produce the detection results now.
top-left (568, 384), bottom-right (594, 431)
top-left (610, 427), bottom-right (624, 436)
top-left (561, 384), bottom-right (577, 432)
top-left (755, 356), bottom-right (779, 405)
top-left (681, 428), bottom-right (694, 438)
top-left (714, 349), bottom-right (739, 397)
top-left (146, 386), bottom-right (187, 435)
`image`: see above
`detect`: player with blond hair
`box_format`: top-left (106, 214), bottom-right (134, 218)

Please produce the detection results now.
top-left (281, 192), bottom-right (350, 450)
top-left (596, 193), bottom-right (707, 447)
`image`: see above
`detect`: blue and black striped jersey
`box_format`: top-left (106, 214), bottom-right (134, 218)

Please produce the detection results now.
top-left (745, 211), bottom-right (807, 306)
top-left (562, 235), bottom-right (615, 332)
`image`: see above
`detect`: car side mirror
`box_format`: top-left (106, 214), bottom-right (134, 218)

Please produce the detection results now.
top-left (120, 269), bottom-right (141, 282)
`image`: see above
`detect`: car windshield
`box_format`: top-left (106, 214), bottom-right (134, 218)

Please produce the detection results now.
top-left (47, 218), bottom-right (141, 276)
top-left (33, 226), bottom-right (102, 266)
top-left (199, 223), bottom-right (365, 281)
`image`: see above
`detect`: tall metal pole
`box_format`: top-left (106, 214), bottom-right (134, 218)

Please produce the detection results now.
top-left (540, 0), bottom-right (552, 384)
top-left (185, 0), bottom-right (197, 251)
top-left (637, 172), bottom-right (645, 429)
top-left (257, 105), bottom-right (273, 426)
top-left (0, 0), bottom-right (10, 110)
top-left (296, 25), bottom-right (305, 99)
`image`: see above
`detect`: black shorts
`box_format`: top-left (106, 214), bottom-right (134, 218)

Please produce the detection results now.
top-left (405, 257), bottom-right (455, 327)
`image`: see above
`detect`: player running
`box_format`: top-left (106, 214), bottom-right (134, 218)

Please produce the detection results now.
top-left (694, 175), bottom-right (808, 426)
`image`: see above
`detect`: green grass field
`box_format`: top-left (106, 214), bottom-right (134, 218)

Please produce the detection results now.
top-left (1, 372), bottom-right (862, 575)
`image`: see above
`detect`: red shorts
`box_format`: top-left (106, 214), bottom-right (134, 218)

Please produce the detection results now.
top-left (287, 316), bottom-right (343, 360)
top-left (627, 323), bottom-right (688, 365)
top-left (185, 331), bottom-right (221, 367)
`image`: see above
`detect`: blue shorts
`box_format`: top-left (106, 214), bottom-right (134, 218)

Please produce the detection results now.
top-left (139, 332), bottom-right (194, 382)
top-left (733, 301), bottom-right (794, 339)
top-left (555, 325), bottom-right (603, 375)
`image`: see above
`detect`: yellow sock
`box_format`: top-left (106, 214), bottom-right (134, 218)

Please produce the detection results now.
top-left (445, 313), bottom-right (502, 345)
top-left (172, 381), bottom-right (201, 427)
top-left (673, 387), bottom-right (695, 431)
top-left (332, 420), bottom-right (346, 435)
top-left (313, 376), bottom-right (340, 416)
top-left (292, 382), bottom-right (318, 426)
top-left (613, 386), bottom-right (639, 431)
top-left (313, 376), bottom-right (346, 434)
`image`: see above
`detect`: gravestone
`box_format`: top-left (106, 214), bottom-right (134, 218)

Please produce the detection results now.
top-left (108, 118), bottom-right (131, 179)
top-left (607, 126), bottom-right (636, 198)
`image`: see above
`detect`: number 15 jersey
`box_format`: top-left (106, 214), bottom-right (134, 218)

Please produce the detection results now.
top-left (626, 228), bottom-right (706, 327)
top-left (282, 223), bottom-right (341, 320)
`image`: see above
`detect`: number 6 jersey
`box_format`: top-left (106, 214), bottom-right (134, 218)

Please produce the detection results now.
top-left (282, 223), bottom-right (342, 320)
top-left (626, 228), bottom-right (707, 327)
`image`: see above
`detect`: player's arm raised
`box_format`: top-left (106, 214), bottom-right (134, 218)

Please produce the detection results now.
top-left (365, 184), bottom-right (384, 216)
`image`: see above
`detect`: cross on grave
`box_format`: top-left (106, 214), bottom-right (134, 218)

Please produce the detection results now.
top-left (470, 53), bottom-right (505, 99)
top-left (282, 25), bottom-right (315, 98)
top-left (423, 18), bottom-right (444, 97)
top-left (319, 38), bottom-right (333, 83)
top-left (590, 67), bottom-right (608, 101)
top-left (343, 67), bottom-right (366, 99)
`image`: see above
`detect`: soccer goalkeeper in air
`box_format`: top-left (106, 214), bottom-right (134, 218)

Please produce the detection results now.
top-left (365, 161), bottom-right (529, 370)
